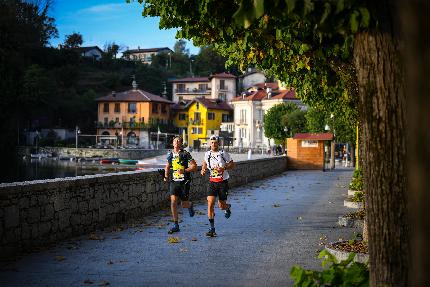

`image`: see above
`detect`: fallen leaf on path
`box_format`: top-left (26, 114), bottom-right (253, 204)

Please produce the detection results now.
top-left (98, 281), bottom-right (110, 286)
top-left (180, 248), bottom-right (188, 252)
top-left (190, 237), bottom-right (198, 241)
top-left (54, 255), bottom-right (66, 261)
top-left (83, 279), bottom-right (94, 284)
top-left (88, 234), bottom-right (104, 241)
top-left (168, 237), bottom-right (180, 244)
top-left (107, 260), bottom-right (114, 265)
top-left (273, 204), bottom-right (281, 208)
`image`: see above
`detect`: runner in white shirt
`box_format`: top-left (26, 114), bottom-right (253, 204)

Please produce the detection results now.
top-left (201, 135), bottom-right (235, 237)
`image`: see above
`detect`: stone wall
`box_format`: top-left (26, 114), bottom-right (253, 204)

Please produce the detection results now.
top-left (0, 157), bottom-right (287, 260)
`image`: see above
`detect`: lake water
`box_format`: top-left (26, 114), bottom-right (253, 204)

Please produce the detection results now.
top-left (0, 157), bottom-right (144, 184)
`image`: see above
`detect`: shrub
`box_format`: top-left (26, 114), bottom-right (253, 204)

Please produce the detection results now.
top-left (349, 171), bottom-right (364, 191)
top-left (351, 191), bottom-right (365, 203)
top-left (291, 250), bottom-right (369, 287)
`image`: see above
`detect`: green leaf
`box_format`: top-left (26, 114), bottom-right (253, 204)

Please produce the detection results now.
top-left (359, 7), bottom-right (370, 28)
top-left (350, 10), bottom-right (360, 33)
top-left (335, 0), bottom-right (344, 14)
top-left (320, 2), bottom-right (331, 24)
top-left (253, 0), bottom-right (265, 19)
top-left (303, 0), bottom-right (314, 16)
top-left (285, 0), bottom-right (297, 14)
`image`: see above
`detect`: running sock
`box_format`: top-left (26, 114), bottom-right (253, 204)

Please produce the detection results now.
top-left (209, 218), bottom-right (215, 229)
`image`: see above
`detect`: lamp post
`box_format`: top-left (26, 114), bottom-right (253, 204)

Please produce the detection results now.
top-left (120, 127), bottom-right (124, 148)
top-left (157, 126), bottom-right (161, 150)
top-left (189, 59), bottom-right (194, 77)
top-left (168, 52), bottom-right (172, 69)
top-left (75, 126), bottom-right (81, 149)
top-left (324, 114), bottom-right (335, 170)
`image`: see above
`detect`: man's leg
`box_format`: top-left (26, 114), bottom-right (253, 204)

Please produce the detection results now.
top-left (180, 181), bottom-right (195, 217)
top-left (218, 181), bottom-right (231, 218)
top-left (206, 195), bottom-right (217, 237)
top-left (168, 194), bottom-right (180, 234)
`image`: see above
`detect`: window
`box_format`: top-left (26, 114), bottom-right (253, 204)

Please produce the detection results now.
top-left (128, 103), bottom-right (136, 113)
top-left (177, 83), bottom-right (186, 92)
top-left (211, 130), bottom-right (215, 135)
top-left (104, 117), bottom-right (108, 127)
top-left (194, 112), bottom-right (201, 122)
top-left (208, 112), bottom-right (215, 120)
top-left (152, 103), bottom-right (158, 113)
top-left (179, 113), bottom-right (186, 120)
top-left (161, 104), bottom-right (167, 113)
top-left (192, 127), bottom-right (202, 134)
top-left (103, 103), bottom-right (109, 113)
top-left (219, 93), bottom-right (226, 102)
top-left (198, 83), bottom-right (208, 91)
top-left (140, 117), bottom-right (144, 123)
top-left (115, 117), bottom-right (119, 123)
top-left (196, 102), bottom-right (200, 110)
top-left (222, 114), bottom-right (230, 122)
top-left (240, 109), bottom-right (247, 123)
top-left (220, 79), bottom-right (225, 90)
top-left (114, 103), bottom-right (120, 113)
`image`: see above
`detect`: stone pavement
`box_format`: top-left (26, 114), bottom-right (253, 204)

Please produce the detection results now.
top-left (0, 167), bottom-right (357, 287)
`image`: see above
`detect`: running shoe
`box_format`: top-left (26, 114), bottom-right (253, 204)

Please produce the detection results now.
top-left (168, 225), bottom-right (180, 234)
top-left (188, 202), bottom-right (195, 217)
top-left (206, 228), bottom-right (217, 237)
top-left (224, 204), bottom-right (231, 219)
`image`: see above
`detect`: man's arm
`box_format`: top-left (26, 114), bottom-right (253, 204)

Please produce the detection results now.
top-left (164, 163), bottom-right (170, 181)
top-left (225, 160), bottom-right (235, 170)
top-left (185, 159), bottom-right (197, 173)
top-left (201, 161), bottom-right (208, 176)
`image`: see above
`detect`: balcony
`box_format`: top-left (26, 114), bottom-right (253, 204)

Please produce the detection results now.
top-left (122, 122), bottom-right (147, 129)
top-left (175, 88), bottom-right (211, 94)
top-left (217, 85), bottom-right (229, 91)
top-left (220, 122), bottom-right (234, 132)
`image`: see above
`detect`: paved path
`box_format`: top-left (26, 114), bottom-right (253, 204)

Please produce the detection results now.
top-left (0, 167), bottom-right (357, 287)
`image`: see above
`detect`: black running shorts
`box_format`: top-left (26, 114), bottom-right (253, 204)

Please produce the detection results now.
top-left (169, 180), bottom-right (191, 201)
top-left (207, 180), bottom-right (229, 201)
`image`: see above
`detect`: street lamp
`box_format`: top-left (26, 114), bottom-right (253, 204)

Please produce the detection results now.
top-left (189, 59), bottom-right (194, 77)
top-left (75, 126), bottom-right (81, 149)
top-left (120, 127), bottom-right (124, 148)
top-left (168, 52), bottom-right (172, 69)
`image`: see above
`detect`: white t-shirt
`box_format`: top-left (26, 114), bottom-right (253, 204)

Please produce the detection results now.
top-left (204, 150), bottom-right (232, 181)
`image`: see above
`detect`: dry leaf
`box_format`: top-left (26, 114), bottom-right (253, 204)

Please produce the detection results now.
top-left (190, 237), bottom-right (198, 241)
top-left (168, 237), bottom-right (180, 244)
top-left (54, 255), bottom-right (66, 261)
top-left (273, 204), bottom-right (281, 208)
top-left (84, 279), bottom-right (94, 284)
top-left (180, 248), bottom-right (188, 252)
top-left (89, 234), bottom-right (104, 241)
top-left (107, 260), bottom-right (114, 265)
top-left (98, 281), bottom-right (110, 286)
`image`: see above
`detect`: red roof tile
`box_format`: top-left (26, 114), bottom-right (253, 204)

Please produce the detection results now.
top-left (252, 82), bottom-right (279, 90)
top-left (96, 89), bottom-right (173, 104)
top-left (293, 133), bottom-right (334, 140)
top-left (169, 77), bottom-right (210, 83)
top-left (195, 98), bottom-right (233, 111)
top-left (209, 72), bottom-right (236, 79)
top-left (232, 88), bottom-right (298, 102)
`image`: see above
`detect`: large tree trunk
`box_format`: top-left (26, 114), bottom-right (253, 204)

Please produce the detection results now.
top-left (400, 1), bottom-right (430, 286)
top-left (353, 1), bottom-right (408, 286)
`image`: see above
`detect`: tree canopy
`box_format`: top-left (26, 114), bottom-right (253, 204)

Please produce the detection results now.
top-left (63, 32), bottom-right (83, 48)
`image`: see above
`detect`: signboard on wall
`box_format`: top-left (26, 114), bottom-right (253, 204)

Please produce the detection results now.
top-left (301, 140), bottom-right (319, 148)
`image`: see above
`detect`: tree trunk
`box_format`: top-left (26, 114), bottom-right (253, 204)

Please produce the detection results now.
top-left (400, 1), bottom-right (430, 286)
top-left (353, 1), bottom-right (408, 285)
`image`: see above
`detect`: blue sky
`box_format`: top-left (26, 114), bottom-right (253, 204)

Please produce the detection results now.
top-left (49, 0), bottom-right (199, 55)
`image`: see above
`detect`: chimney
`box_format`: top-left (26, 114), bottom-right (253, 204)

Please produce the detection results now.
top-left (112, 91), bottom-right (116, 97)
top-left (266, 86), bottom-right (272, 99)
top-left (132, 80), bottom-right (138, 90)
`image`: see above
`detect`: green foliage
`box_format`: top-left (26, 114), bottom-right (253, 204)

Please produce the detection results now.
top-left (351, 191), bottom-right (364, 203)
top-left (352, 168), bottom-right (362, 179)
top-left (283, 109), bottom-right (307, 136)
top-left (137, 0), bottom-right (365, 135)
top-left (291, 250), bottom-right (369, 287)
top-left (349, 175), bottom-right (364, 191)
top-left (263, 103), bottom-right (299, 141)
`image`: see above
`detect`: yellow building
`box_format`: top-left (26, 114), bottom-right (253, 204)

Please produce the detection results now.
top-left (95, 81), bottom-right (173, 147)
top-left (172, 98), bottom-right (233, 148)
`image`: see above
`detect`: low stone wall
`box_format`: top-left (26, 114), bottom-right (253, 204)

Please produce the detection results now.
top-left (0, 156), bottom-right (287, 259)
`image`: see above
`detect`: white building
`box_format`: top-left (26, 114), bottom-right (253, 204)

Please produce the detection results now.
top-left (170, 72), bottom-right (237, 103)
top-left (73, 46), bottom-right (104, 60)
top-left (238, 68), bottom-right (267, 90)
top-left (229, 82), bottom-right (304, 148)
top-left (122, 47), bottom-right (173, 64)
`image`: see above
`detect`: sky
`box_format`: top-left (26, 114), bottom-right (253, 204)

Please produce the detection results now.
top-left (48, 0), bottom-right (200, 55)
